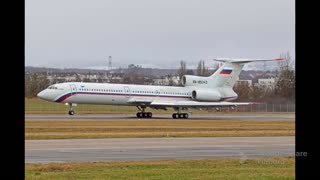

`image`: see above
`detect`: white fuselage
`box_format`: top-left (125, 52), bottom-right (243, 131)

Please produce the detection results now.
top-left (37, 82), bottom-right (234, 105)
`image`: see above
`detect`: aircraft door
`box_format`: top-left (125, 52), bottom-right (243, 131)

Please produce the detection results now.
top-left (155, 90), bottom-right (160, 97)
top-left (70, 84), bottom-right (77, 95)
top-left (124, 86), bottom-right (130, 98)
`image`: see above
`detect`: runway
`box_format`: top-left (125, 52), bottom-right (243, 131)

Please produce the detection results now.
top-left (26, 136), bottom-right (294, 164)
top-left (25, 114), bottom-right (295, 121)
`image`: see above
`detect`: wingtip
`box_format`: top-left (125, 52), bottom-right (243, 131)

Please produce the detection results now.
top-left (250, 102), bottom-right (265, 105)
top-left (275, 58), bottom-right (285, 61)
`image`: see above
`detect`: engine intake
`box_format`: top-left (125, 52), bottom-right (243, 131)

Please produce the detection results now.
top-left (181, 75), bottom-right (209, 87)
top-left (191, 90), bottom-right (221, 102)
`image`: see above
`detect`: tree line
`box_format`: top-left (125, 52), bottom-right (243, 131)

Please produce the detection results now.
top-left (25, 73), bottom-right (50, 98)
top-left (233, 52), bottom-right (295, 103)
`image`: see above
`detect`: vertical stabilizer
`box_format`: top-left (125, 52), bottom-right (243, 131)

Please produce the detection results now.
top-left (209, 58), bottom-right (284, 88)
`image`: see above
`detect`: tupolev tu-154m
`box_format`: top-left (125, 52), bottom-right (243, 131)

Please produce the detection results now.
top-left (37, 58), bottom-right (283, 119)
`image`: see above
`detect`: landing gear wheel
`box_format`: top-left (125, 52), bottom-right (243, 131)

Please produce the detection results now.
top-left (172, 113), bottom-right (177, 119)
top-left (183, 113), bottom-right (188, 119)
top-left (68, 110), bottom-right (75, 115)
top-left (172, 113), bottom-right (189, 119)
top-left (136, 106), bottom-right (153, 119)
top-left (68, 103), bottom-right (75, 116)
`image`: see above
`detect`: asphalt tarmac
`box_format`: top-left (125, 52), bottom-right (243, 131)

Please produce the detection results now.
top-left (25, 136), bottom-right (294, 164)
top-left (25, 114), bottom-right (294, 121)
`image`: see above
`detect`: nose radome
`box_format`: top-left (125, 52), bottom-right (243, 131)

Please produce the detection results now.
top-left (37, 90), bottom-right (50, 101)
top-left (37, 91), bottom-right (44, 98)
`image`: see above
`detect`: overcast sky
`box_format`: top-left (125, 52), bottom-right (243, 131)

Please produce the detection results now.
top-left (25, 0), bottom-right (295, 69)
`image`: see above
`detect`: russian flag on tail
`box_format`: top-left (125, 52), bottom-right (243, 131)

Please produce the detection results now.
top-left (220, 68), bottom-right (233, 75)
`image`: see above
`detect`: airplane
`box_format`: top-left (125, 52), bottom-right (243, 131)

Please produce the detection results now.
top-left (37, 58), bottom-right (283, 119)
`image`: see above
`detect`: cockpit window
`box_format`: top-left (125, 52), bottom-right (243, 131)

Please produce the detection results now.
top-left (48, 86), bottom-right (58, 90)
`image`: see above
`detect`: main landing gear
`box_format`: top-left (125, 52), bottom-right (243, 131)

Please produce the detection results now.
top-left (136, 106), bottom-right (152, 118)
top-left (172, 113), bottom-right (188, 119)
top-left (136, 112), bottom-right (152, 118)
top-left (134, 106), bottom-right (189, 119)
top-left (172, 107), bottom-right (189, 119)
top-left (68, 103), bottom-right (75, 115)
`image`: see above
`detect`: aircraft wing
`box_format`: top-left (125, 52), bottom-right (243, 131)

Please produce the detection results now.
top-left (127, 98), bottom-right (255, 108)
top-left (150, 100), bottom-right (253, 108)
top-left (127, 98), bottom-right (153, 105)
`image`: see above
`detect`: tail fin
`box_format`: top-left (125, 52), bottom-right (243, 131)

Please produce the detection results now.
top-left (209, 58), bottom-right (284, 88)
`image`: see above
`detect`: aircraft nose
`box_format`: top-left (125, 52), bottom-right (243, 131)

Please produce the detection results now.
top-left (37, 90), bottom-right (52, 101)
top-left (37, 91), bottom-right (44, 98)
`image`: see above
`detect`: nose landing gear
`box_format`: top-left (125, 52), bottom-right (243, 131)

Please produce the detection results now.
top-left (67, 103), bottom-right (76, 115)
top-left (68, 110), bottom-right (75, 115)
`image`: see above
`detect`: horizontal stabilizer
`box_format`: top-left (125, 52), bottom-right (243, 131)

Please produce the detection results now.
top-left (213, 58), bottom-right (284, 63)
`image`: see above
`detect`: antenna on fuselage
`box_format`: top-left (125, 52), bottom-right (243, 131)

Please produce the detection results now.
top-left (108, 56), bottom-right (112, 71)
top-left (105, 55), bottom-right (112, 80)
